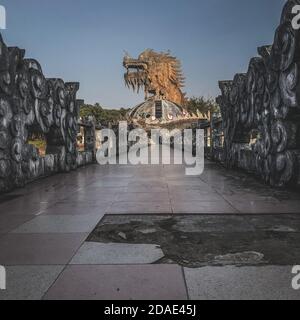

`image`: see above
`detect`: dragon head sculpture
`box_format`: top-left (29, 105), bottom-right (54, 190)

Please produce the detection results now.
top-left (123, 49), bottom-right (186, 106)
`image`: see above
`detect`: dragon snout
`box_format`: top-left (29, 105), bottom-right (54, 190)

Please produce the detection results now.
top-left (123, 58), bottom-right (148, 71)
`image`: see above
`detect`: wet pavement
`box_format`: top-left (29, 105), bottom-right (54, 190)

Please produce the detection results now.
top-left (0, 157), bottom-right (300, 300)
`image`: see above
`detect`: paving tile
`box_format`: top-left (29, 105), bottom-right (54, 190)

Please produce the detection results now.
top-left (115, 192), bottom-right (169, 202)
top-left (43, 202), bottom-right (109, 216)
top-left (44, 265), bottom-right (187, 300)
top-left (184, 266), bottom-right (300, 300)
top-left (107, 201), bottom-right (172, 214)
top-left (0, 201), bottom-right (50, 216)
top-left (167, 179), bottom-right (208, 187)
top-left (70, 242), bottom-right (164, 264)
top-left (172, 201), bottom-right (238, 214)
top-left (125, 186), bottom-right (169, 193)
top-left (169, 191), bottom-right (224, 201)
top-left (222, 194), bottom-right (280, 203)
top-left (0, 215), bottom-right (36, 234)
top-left (0, 266), bottom-right (64, 300)
top-left (168, 185), bottom-right (215, 193)
top-left (101, 174), bottom-right (134, 178)
top-left (89, 180), bottom-right (130, 188)
top-left (279, 201), bottom-right (300, 213)
top-left (20, 191), bottom-right (72, 203)
top-left (77, 186), bottom-right (127, 194)
top-left (63, 191), bottom-right (117, 202)
top-left (11, 214), bottom-right (104, 233)
top-left (0, 233), bottom-right (87, 265)
top-left (128, 181), bottom-right (168, 188)
top-left (129, 177), bottom-right (167, 182)
top-left (229, 201), bottom-right (300, 214)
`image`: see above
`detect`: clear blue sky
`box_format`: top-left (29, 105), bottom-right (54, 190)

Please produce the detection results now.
top-left (1, 0), bottom-right (285, 108)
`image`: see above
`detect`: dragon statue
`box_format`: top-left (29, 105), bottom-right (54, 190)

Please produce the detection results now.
top-left (123, 49), bottom-right (186, 106)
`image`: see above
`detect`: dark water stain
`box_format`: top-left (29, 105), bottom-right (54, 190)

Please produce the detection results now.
top-left (201, 161), bottom-right (300, 200)
top-left (0, 194), bottom-right (23, 204)
top-left (88, 214), bottom-right (300, 268)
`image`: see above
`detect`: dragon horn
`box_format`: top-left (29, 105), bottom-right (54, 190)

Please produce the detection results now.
top-left (123, 50), bottom-right (131, 57)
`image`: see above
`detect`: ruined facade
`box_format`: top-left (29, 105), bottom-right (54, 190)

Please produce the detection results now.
top-left (216, 0), bottom-right (300, 187)
top-left (0, 34), bottom-right (95, 194)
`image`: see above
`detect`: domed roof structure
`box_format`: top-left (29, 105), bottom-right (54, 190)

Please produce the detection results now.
top-left (128, 99), bottom-right (188, 126)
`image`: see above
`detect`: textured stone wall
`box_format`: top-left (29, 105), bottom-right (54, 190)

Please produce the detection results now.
top-left (0, 33), bottom-right (94, 193)
top-left (216, 0), bottom-right (300, 187)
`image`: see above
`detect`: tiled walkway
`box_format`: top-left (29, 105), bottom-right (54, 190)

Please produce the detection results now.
top-left (0, 159), bottom-right (300, 300)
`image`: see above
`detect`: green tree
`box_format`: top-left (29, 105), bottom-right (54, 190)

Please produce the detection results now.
top-left (186, 96), bottom-right (220, 118)
top-left (80, 103), bottom-right (130, 126)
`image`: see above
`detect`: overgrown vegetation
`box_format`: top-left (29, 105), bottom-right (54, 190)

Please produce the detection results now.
top-left (28, 139), bottom-right (46, 156)
top-left (79, 97), bottom-right (220, 126)
top-left (186, 96), bottom-right (220, 118)
top-left (80, 103), bottom-right (129, 126)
